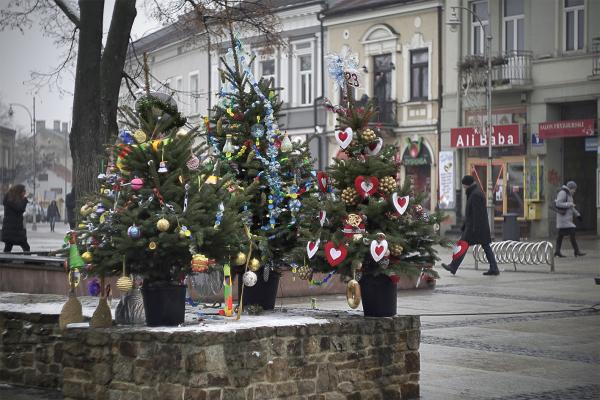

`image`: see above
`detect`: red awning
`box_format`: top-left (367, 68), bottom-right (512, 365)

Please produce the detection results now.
top-left (538, 119), bottom-right (595, 139)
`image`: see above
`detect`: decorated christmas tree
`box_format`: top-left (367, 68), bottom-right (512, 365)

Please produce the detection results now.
top-left (206, 37), bottom-right (314, 285)
top-left (292, 50), bottom-right (450, 316)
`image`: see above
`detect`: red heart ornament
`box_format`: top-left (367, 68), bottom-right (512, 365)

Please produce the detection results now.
top-left (354, 176), bottom-right (379, 198)
top-left (306, 239), bottom-right (320, 259)
top-left (365, 138), bottom-right (383, 156)
top-left (316, 171), bottom-right (329, 193)
top-left (335, 127), bottom-right (353, 149)
top-left (391, 192), bottom-right (410, 215)
top-left (325, 242), bottom-right (347, 267)
top-left (370, 239), bottom-right (388, 262)
top-left (452, 240), bottom-right (469, 260)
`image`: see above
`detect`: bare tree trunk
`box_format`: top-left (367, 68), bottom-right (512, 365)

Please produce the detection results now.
top-left (100, 0), bottom-right (137, 146)
top-left (70, 0), bottom-right (104, 199)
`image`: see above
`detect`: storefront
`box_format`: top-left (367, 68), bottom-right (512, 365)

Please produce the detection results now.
top-left (398, 136), bottom-right (434, 211)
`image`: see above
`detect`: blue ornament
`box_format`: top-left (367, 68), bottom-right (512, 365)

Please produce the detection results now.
top-left (251, 123), bottom-right (264, 138)
top-left (95, 203), bottom-right (106, 215)
top-left (119, 129), bottom-right (135, 145)
top-left (127, 225), bottom-right (141, 239)
top-left (88, 279), bottom-right (101, 296)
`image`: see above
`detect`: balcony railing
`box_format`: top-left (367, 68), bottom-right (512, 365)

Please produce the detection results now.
top-left (592, 37), bottom-right (600, 76)
top-left (356, 97), bottom-right (397, 126)
top-left (460, 50), bottom-right (532, 91)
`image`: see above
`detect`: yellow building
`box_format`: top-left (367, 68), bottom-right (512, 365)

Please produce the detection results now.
top-left (324, 0), bottom-right (442, 211)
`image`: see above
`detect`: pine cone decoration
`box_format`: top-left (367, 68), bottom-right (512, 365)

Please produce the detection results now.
top-left (297, 265), bottom-right (313, 281)
top-left (341, 187), bottom-right (359, 205)
top-left (390, 244), bottom-right (404, 256)
top-left (380, 176), bottom-right (397, 194)
top-left (360, 129), bottom-right (377, 142)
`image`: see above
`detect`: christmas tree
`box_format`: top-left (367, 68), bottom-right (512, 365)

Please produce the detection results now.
top-left (73, 92), bottom-right (250, 286)
top-left (206, 37), bottom-right (314, 277)
top-left (292, 50), bottom-right (450, 297)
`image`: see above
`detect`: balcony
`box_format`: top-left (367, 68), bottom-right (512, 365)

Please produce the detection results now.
top-left (356, 97), bottom-right (397, 126)
top-left (592, 37), bottom-right (600, 77)
top-left (460, 50), bottom-right (533, 93)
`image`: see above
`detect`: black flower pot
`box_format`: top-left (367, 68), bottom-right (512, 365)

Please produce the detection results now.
top-left (359, 274), bottom-right (397, 317)
top-left (141, 284), bottom-right (186, 326)
top-left (237, 269), bottom-right (280, 311)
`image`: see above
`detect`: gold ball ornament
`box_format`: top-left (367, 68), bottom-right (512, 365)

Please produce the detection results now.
top-left (360, 128), bottom-right (377, 142)
top-left (148, 241), bottom-right (157, 250)
top-left (341, 187), bottom-right (359, 205)
top-left (380, 176), bottom-right (397, 194)
top-left (346, 279), bottom-right (361, 309)
top-left (81, 251), bottom-right (93, 263)
top-left (156, 218), bottom-right (170, 232)
top-left (116, 276), bottom-right (133, 292)
top-left (390, 244), bottom-right (404, 256)
top-left (233, 252), bottom-right (247, 266)
top-left (80, 204), bottom-right (93, 216)
top-left (133, 130), bottom-right (147, 143)
top-left (249, 258), bottom-right (261, 272)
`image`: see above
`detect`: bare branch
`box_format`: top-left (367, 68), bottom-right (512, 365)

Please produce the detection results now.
top-left (53, 0), bottom-right (80, 27)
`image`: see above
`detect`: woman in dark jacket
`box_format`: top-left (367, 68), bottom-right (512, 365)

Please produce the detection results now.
top-left (46, 200), bottom-right (61, 232)
top-left (441, 175), bottom-right (499, 276)
top-left (1, 184), bottom-right (31, 252)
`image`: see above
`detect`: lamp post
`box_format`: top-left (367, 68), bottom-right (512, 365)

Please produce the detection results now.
top-left (447, 4), bottom-right (495, 236)
top-left (8, 97), bottom-right (38, 231)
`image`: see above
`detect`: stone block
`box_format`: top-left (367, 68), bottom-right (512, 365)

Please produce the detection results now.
top-left (406, 331), bottom-right (420, 350)
top-left (118, 341), bottom-right (137, 358)
top-left (222, 387), bottom-right (246, 400)
top-left (184, 387), bottom-right (207, 400)
top-left (186, 351), bottom-right (207, 372)
top-left (158, 383), bottom-right (185, 399)
top-left (405, 352), bottom-right (419, 373)
top-left (85, 331), bottom-right (111, 346)
top-left (316, 363), bottom-right (338, 392)
top-left (92, 363), bottom-right (112, 385)
top-left (401, 383), bottom-right (419, 400)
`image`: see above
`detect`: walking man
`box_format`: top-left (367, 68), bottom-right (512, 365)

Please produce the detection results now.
top-left (442, 175), bottom-right (499, 276)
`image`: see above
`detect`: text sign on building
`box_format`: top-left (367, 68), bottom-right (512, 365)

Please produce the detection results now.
top-left (538, 119), bottom-right (595, 139)
top-left (450, 124), bottom-right (520, 148)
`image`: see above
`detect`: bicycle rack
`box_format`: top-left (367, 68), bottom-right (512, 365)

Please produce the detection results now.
top-left (472, 240), bottom-right (555, 272)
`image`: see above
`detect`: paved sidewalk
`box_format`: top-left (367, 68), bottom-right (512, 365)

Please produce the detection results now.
top-left (1, 236), bottom-right (599, 399)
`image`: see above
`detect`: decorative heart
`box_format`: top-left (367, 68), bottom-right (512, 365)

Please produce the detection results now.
top-left (325, 241), bottom-right (347, 267)
top-left (354, 176), bottom-right (379, 198)
top-left (335, 127), bottom-right (353, 149)
top-left (370, 239), bottom-right (389, 262)
top-left (391, 192), bottom-right (410, 215)
top-left (306, 239), bottom-right (320, 259)
top-left (319, 211), bottom-right (326, 226)
top-left (316, 171), bottom-right (329, 193)
top-left (365, 138), bottom-right (383, 156)
top-left (452, 240), bottom-right (469, 260)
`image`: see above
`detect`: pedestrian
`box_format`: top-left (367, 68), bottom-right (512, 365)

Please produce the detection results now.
top-left (554, 181), bottom-right (585, 257)
top-left (1, 184), bottom-right (31, 253)
top-left (65, 188), bottom-right (76, 230)
top-left (441, 175), bottom-right (499, 276)
top-left (46, 200), bottom-right (61, 232)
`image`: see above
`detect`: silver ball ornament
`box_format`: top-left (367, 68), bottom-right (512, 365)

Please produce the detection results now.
top-left (243, 271), bottom-right (258, 287)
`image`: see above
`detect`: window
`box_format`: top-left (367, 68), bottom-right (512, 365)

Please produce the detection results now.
top-left (260, 59), bottom-right (275, 84)
top-left (564, 0), bottom-right (584, 51)
top-left (503, 0), bottom-right (524, 52)
top-left (471, 1), bottom-right (489, 55)
top-left (410, 49), bottom-right (428, 101)
top-left (189, 74), bottom-right (199, 115)
top-left (175, 76), bottom-right (183, 102)
top-left (298, 54), bottom-right (312, 106)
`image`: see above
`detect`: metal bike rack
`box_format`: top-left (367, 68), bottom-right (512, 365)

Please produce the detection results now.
top-left (472, 240), bottom-right (555, 272)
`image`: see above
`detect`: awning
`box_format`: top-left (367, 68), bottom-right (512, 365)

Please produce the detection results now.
top-left (538, 119), bottom-right (595, 139)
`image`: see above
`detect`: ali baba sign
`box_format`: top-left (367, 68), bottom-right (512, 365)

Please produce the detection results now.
top-left (450, 124), bottom-right (520, 148)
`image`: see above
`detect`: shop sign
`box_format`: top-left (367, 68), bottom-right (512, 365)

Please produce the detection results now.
top-left (402, 137), bottom-right (430, 166)
top-left (450, 124), bottom-right (520, 148)
top-left (585, 137), bottom-right (598, 152)
top-left (438, 151), bottom-right (455, 209)
top-left (531, 132), bottom-right (544, 146)
top-left (538, 119), bottom-right (595, 139)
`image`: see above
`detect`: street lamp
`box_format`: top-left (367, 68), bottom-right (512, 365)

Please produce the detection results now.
top-left (447, 4), bottom-right (495, 236)
top-left (8, 97), bottom-right (38, 232)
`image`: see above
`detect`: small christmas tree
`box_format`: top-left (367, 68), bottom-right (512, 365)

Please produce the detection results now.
top-left (293, 50), bottom-right (450, 310)
top-left (206, 37), bottom-right (314, 278)
top-left (74, 92), bottom-right (249, 287)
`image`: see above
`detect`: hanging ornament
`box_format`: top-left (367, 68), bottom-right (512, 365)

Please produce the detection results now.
top-left (370, 239), bottom-right (389, 262)
top-left (133, 130), bottom-right (147, 143)
top-left (433, 223), bottom-right (440, 232)
top-left (306, 239), bottom-right (320, 259)
top-left (341, 214), bottom-right (366, 239)
top-left (297, 264), bottom-right (313, 281)
top-left (365, 137), bottom-right (383, 156)
top-left (95, 203), bottom-right (106, 215)
top-left (191, 254), bottom-right (214, 273)
top-left (242, 271), bottom-right (258, 287)
top-left (249, 257), bottom-right (261, 272)
top-left (213, 202), bottom-right (224, 229)
top-left (335, 127), bottom-right (353, 149)
top-left (156, 218), bottom-right (170, 232)
top-left (354, 176), bottom-right (379, 198)
top-left (223, 134), bottom-right (236, 156)
top-left (126, 225), bottom-right (141, 239)
top-left (178, 225), bottom-right (191, 239)
top-left (130, 177), bottom-right (144, 190)
top-left (186, 154), bottom-right (200, 170)
top-left (81, 251), bottom-right (93, 264)
top-left (148, 241), bottom-right (157, 250)
top-left (341, 187), bottom-right (359, 205)
top-left (233, 252), bottom-right (247, 266)
top-left (205, 175), bottom-right (218, 184)
top-left (176, 127), bottom-right (189, 138)
top-left (379, 176), bottom-right (397, 194)
top-left (157, 161), bottom-right (168, 173)
top-left (391, 193), bottom-right (410, 215)
top-left (360, 128), bottom-right (377, 142)
top-left (324, 242), bottom-right (348, 267)
top-left (318, 210), bottom-right (327, 227)
top-left (119, 129), bottom-right (135, 144)
top-left (250, 123), bottom-right (264, 138)
top-left (346, 279), bottom-right (361, 309)
top-left (222, 263), bottom-right (233, 317)
top-left (390, 243), bottom-right (404, 256)
top-left (316, 171), bottom-right (329, 193)
top-left (80, 204), bottom-right (94, 216)
top-left (87, 279), bottom-right (101, 296)
top-left (151, 140), bottom-right (161, 152)
top-left (280, 132), bottom-right (293, 152)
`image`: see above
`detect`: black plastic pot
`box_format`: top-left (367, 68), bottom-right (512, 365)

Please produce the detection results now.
top-left (141, 284), bottom-right (186, 326)
top-left (237, 269), bottom-right (280, 310)
top-left (359, 274), bottom-right (397, 317)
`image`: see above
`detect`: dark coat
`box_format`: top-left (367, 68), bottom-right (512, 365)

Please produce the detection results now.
top-left (461, 183), bottom-right (492, 245)
top-left (65, 191), bottom-right (76, 228)
top-left (1, 195), bottom-right (28, 244)
top-left (47, 203), bottom-right (61, 220)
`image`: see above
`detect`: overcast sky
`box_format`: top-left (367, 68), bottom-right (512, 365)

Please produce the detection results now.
top-left (0, 0), bottom-right (161, 134)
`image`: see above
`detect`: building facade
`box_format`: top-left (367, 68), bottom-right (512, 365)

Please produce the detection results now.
top-left (324, 0), bottom-right (443, 211)
top-left (0, 125), bottom-right (16, 200)
top-left (441, 0), bottom-right (600, 237)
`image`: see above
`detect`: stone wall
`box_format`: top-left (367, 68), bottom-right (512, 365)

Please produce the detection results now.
top-left (1, 310), bottom-right (421, 400)
top-left (0, 311), bottom-right (63, 389)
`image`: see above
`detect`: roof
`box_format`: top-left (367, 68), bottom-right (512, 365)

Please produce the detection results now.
top-left (324, 0), bottom-right (429, 16)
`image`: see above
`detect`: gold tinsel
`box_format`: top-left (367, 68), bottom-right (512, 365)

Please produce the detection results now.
top-left (341, 187), bottom-right (359, 205)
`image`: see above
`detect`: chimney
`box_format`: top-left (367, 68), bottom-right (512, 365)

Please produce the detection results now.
top-left (35, 120), bottom-right (45, 133)
top-left (53, 120), bottom-right (61, 132)
top-left (62, 122), bottom-right (69, 134)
